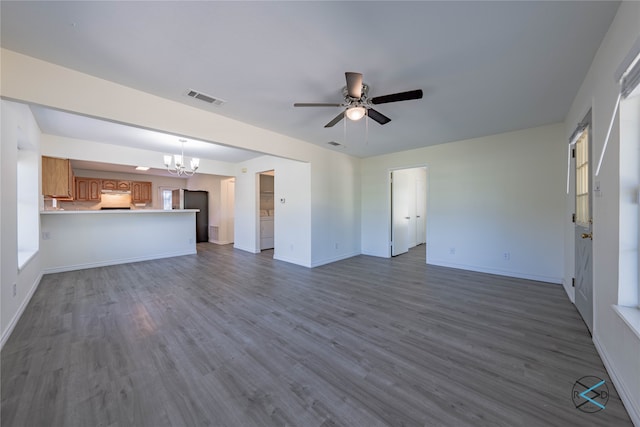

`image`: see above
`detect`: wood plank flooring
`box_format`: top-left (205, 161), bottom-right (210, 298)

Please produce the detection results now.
top-left (1, 244), bottom-right (633, 426)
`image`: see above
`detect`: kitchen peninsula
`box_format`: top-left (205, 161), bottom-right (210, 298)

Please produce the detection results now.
top-left (40, 209), bottom-right (199, 273)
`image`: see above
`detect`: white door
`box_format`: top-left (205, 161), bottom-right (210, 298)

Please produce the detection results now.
top-left (391, 169), bottom-right (410, 256)
top-left (407, 171), bottom-right (418, 248)
top-left (227, 179), bottom-right (235, 243)
top-left (415, 168), bottom-right (427, 245)
top-left (574, 115), bottom-right (593, 333)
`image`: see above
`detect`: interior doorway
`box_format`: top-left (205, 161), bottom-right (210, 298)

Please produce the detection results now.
top-left (573, 111), bottom-right (593, 333)
top-left (390, 167), bottom-right (427, 257)
top-left (258, 170), bottom-right (275, 252)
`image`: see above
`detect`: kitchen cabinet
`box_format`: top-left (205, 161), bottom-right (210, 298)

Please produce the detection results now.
top-left (102, 180), bottom-right (131, 191)
top-left (42, 156), bottom-right (74, 199)
top-left (75, 178), bottom-right (101, 201)
top-left (131, 181), bottom-right (152, 204)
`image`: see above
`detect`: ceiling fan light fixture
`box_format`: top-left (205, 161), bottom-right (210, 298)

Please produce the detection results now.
top-left (346, 106), bottom-right (366, 121)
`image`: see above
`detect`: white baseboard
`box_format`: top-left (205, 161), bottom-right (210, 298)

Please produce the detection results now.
top-left (273, 254), bottom-right (311, 268)
top-left (593, 335), bottom-right (640, 426)
top-left (1, 272), bottom-right (43, 350)
top-left (426, 259), bottom-right (563, 284)
top-left (210, 239), bottom-right (233, 245)
top-left (41, 250), bottom-right (197, 274)
top-left (310, 252), bottom-right (360, 268)
top-left (233, 244), bottom-right (260, 254)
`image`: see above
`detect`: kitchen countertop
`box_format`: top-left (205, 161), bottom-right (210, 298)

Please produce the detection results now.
top-left (41, 209), bottom-right (200, 214)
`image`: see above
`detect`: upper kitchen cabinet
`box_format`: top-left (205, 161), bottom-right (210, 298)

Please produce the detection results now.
top-left (75, 178), bottom-right (101, 202)
top-left (42, 156), bottom-right (74, 199)
top-left (102, 180), bottom-right (131, 191)
top-left (131, 181), bottom-right (152, 204)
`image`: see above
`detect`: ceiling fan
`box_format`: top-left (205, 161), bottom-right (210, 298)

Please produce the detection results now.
top-left (294, 72), bottom-right (423, 128)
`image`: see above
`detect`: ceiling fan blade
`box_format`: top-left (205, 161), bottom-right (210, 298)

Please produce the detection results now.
top-left (345, 72), bottom-right (363, 99)
top-left (294, 103), bottom-right (342, 107)
top-left (370, 89), bottom-right (423, 105)
top-left (324, 111), bottom-right (345, 128)
top-left (367, 108), bottom-right (391, 125)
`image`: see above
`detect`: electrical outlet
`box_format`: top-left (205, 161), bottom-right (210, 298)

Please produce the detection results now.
top-left (503, 252), bottom-right (511, 261)
top-left (12, 283), bottom-right (17, 297)
top-left (41, 231), bottom-right (51, 240)
top-left (188, 238), bottom-right (194, 244)
top-left (335, 243), bottom-right (339, 250)
top-left (449, 247), bottom-right (456, 255)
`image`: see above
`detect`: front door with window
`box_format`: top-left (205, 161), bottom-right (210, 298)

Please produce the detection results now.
top-left (574, 113), bottom-right (593, 333)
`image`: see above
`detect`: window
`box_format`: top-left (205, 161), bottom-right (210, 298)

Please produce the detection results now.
top-left (614, 40), bottom-right (640, 335)
top-left (163, 189), bottom-right (173, 210)
top-left (618, 86), bottom-right (639, 309)
top-left (575, 129), bottom-right (590, 227)
top-left (16, 129), bottom-right (39, 269)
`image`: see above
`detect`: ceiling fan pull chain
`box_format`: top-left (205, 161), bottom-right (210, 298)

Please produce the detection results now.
top-left (343, 111), bottom-right (347, 148)
top-left (365, 109), bottom-right (369, 146)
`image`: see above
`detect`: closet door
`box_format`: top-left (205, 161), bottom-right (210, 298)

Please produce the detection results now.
top-left (391, 170), bottom-right (410, 256)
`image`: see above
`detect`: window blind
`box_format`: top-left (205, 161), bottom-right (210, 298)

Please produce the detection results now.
top-left (595, 37), bottom-right (640, 176)
top-left (616, 36), bottom-right (640, 99)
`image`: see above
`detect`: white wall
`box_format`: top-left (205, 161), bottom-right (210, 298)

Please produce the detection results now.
top-left (309, 150), bottom-right (362, 267)
top-left (1, 101), bottom-right (43, 347)
top-left (1, 49), bottom-right (362, 268)
top-left (563, 2), bottom-right (640, 423)
top-left (233, 150), bottom-right (361, 268)
top-left (234, 155), bottom-right (313, 267)
top-left (40, 211), bottom-right (197, 273)
top-left (42, 133), bottom-right (237, 177)
top-left (362, 123), bottom-right (566, 283)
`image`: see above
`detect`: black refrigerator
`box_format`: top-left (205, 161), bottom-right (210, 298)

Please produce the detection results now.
top-left (178, 190), bottom-right (209, 243)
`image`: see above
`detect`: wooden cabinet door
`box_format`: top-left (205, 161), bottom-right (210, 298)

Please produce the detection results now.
top-left (117, 181), bottom-right (131, 191)
top-left (75, 178), bottom-right (89, 201)
top-left (101, 180), bottom-right (117, 191)
top-left (42, 156), bottom-right (73, 199)
top-left (75, 178), bottom-right (101, 201)
top-left (131, 181), bottom-right (152, 203)
top-left (89, 180), bottom-right (101, 200)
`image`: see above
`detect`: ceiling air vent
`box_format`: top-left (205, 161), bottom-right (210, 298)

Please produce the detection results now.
top-left (186, 89), bottom-right (226, 106)
top-left (327, 141), bottom-right (341, 147)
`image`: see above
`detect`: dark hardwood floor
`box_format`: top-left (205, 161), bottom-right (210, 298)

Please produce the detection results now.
top-left (1, 244), bottom-right (632, 426)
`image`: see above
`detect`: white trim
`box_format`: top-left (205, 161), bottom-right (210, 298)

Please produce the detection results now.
top-left (309, 251), bottom-right (360, 268)
top-left (210, 239), bottom-right (233, 245)
top-left (233, 243), bottom-right (260, 254)
top-left (427, 259), bottom-right (562, 284)
top-left (593, 334), bottom-right (640, 426)
top-left (613, 304), bottom-right (640, 341)
top-left (273, 254), bottom-right (311, 268)
top-left (595, 92), bottom-right (621, 177)
top-left (41, 250), bottom-right (196, 274)
top-left (0, 273), bottom-right (43, 350)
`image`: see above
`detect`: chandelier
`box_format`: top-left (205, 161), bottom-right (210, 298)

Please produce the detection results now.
top-left (163, 139), bottom-right (199, 176)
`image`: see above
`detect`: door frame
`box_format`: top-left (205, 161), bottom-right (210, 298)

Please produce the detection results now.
top-left (257, 169), bottom-right (275, 253)
top-left (572, 109), bottom-right (594, 333)
top-left (387, 165), bottom-right (429, 258)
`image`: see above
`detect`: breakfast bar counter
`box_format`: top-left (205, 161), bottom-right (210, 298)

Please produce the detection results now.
top-left (40, 209), bottom-right (200, 273)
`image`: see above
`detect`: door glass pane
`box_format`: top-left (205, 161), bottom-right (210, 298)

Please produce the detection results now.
top-left (575, 128), bottom-right (590, 226)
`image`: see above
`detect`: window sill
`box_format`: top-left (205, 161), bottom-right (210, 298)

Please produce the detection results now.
top-left (613, 304), bottom-right (640, 341)
top-left (18, 249), bottom-right (37, 271)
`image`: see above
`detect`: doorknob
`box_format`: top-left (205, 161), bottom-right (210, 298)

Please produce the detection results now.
top-left (405, 217), bottom-right (410, 220)
top-left (581, 232), bottom-right (593, 240)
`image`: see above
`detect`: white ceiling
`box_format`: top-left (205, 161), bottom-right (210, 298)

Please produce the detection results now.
top-left (1, 1), bottom-right (620, 159)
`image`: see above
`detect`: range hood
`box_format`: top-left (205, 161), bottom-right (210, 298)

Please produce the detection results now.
top-left (101, 189), bottom-right (131, 194)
